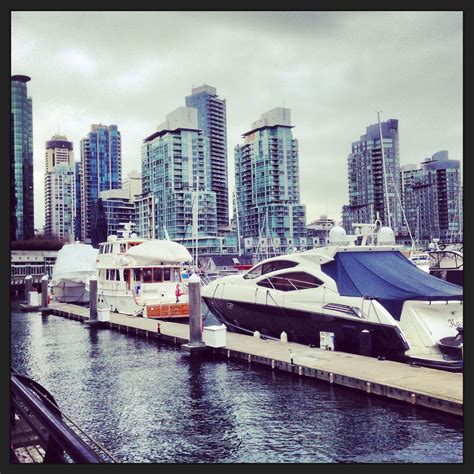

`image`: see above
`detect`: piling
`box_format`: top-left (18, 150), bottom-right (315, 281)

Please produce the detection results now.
top-left (360, 330), bottom-right (372, 357)
top-left (24, 276), bottom-right (33, 304)
top-left (181, 274), bottom-right (207, 355)
top-left (39, 275), bottom-right (49, 313)
top-left (87, 276), bottom-right (99, 325)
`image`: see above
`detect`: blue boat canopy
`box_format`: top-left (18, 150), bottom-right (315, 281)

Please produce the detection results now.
top-left (321, 251), bottom-right (463, 320)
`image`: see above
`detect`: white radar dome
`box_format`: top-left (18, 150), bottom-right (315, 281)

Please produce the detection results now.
top-left (377, 227), bottom-right (395, 245)
top-left (329, 226), bottom-right (349, 245)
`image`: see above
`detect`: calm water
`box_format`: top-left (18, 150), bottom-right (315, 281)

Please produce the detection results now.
top-left (11, 309), bottom-right (463, 463)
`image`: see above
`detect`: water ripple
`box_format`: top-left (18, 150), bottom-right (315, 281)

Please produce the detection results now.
top-left (11, 310), bottom-right (463, 463)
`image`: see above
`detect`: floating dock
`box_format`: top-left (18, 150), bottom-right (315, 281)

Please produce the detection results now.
top-left (41, 302), bottom-right (462, 417)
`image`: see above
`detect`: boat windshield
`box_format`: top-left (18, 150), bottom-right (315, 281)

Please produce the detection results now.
top-left (429, 251), bottom-right (463, 270)
top-left (244, 260), bottom-right (299, 279)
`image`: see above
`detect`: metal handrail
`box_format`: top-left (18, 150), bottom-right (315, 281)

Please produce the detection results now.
top-left (11, 374), bottom-right (105, 463)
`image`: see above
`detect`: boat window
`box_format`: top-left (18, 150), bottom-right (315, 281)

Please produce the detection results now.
top-left (244, 260), bottom-right (299, 279)
top-left (143, 269), bottom-right (152, 283)
top-left (106, 269), bottom-right (110, 280)
top-left (120, 243), bottom-right (126, 253)
top-left (133, 268), bottom-right (141, 282)
top-left (124, 269), bottom-right (130, 283)
top-left (243, 264), bottom-right (263, 279)
top-left (257, 278), bottom-right (274, 289)
top-left (163, 268), bottom-right (171, 281)
top-left (99, 246), bottom-right (104, 254)
top-left (173, 268), bottom-right (181, 281)
top-left (257, 272), bottom-right (324, 292)
top-left (261, 260), bottom-right (299, 275)
top-left (153, 268), bottom-right (162, 282)
top-left (116, 269), bottom-right (121, 281)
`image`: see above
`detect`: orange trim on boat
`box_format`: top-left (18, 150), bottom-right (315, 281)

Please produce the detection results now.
top-left (145, 303), bottom-right (189, 319)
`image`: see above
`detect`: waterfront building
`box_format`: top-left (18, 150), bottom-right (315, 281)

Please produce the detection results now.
top-left (98, 189), bottom-right (135, 237)
top-left (10, 113), bottom-right (16, 241)
top-left (11, 242), bottom-right (62, 285)
top-left (185, 85), bottom-right (229, 228)
top-left (342, 118), bottom-right (402, 235)
top-left (77, 124), bottom-right (122, 243)
top-left (44, 135), bottom-right (75, 241)
top-left (141, 107), bottom-right (220, 254)
top-left (74, 161), bottom-right (82, 240)
top-left (307, 215), bottom-right (336, 246)
top-left (11, 75), bottom-right (34, 241)
top-left (134, 193), bottom-right (156, 239)
top-left (123, 170), bottom-right (142, 200)
top-left (234, 107), bottom-right (307, 255)
top-left (401, 151), bottom-right (462, 246)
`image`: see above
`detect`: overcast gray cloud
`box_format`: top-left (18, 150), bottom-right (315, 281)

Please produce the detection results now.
top-left (11, 11), bottom-right (462, 230)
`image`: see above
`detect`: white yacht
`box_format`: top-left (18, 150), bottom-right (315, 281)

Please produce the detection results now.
top-left (95, 224), bottom-right (193, 319)
top-left (50, 242), bottom-right (98, 304)
top-left (407, 249), bottom-right (431, 273)
top-left (429, 240), bottom-right (463, 287)
top-left (202, 224), bottom-right (463, 371)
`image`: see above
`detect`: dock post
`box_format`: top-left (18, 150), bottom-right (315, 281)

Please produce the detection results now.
top-left (181, 273), bottom-right (207, 355)
top-left (87, 275), bottom-right (99, 325)
top-left (360, 330), bottom-right (372, 357)
top-left (39, 275), bottom-right (50, 313)
top-left (24, 275), bottom-right (33, 303)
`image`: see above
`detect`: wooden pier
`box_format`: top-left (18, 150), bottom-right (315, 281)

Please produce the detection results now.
top-left (40, 302), bottom-right (462, 417)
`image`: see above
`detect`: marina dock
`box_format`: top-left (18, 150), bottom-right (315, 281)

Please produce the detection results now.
top-left (44, 302), bottom-right (462, 417)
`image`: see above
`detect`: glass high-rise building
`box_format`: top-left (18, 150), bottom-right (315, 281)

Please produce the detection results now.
top-left (44, 135), bottom-right (75, 241)
top-left (74, 161), bottom-right (82, 240)
top-left (234, 107), bottom-right (307, 255)
top-left (141, 106), bottom-right (220, 253)
top-left (342, 118), bottom-right (402, 234)
top-left (401, 151), bottom-right (462, 245)
top-left (78, 124), bottom-right (122, 243)
top-left (185, 85), bottom-right (229, 228)
top-left (99, 189), bottom-right (136, 237)
top-left (11, 75), bottom-right (34, 240)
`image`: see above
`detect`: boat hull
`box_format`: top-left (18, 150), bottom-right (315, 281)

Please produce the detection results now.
top-left (98, 288), bottom-right (189, 320)
top-left (51, 281), bottom-right (89, 304)
top-left (202, 296), bottom-right (408, 361)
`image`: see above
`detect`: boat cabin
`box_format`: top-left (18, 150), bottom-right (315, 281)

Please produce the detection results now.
top-left (98, 266), bottom-right (185, 291)
top-left (98, 240), bottom-right (142, 255)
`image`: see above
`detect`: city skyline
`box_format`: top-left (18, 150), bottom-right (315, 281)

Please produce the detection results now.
top-left (11, 11), bottom-right (462, 231)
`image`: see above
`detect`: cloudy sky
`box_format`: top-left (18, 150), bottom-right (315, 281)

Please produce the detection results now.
top-left (11, 11), bottom-right (462, 230)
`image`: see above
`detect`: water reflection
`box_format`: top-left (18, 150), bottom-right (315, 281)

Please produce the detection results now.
top-left (11, 311), bottom-right (463, 463)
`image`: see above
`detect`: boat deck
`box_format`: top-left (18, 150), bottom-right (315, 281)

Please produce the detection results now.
top-left (41, 302), bottom-right (462, 417)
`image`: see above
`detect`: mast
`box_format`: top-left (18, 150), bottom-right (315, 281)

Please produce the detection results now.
top-left (265, 208), bottom-right (270, 259)
top-left (192, 176), bottom-right (199, 271)
top-left (458, 188), bottom-right (462, 242)
top-left (377, 111), bottom-right (391, 228)
top-left (234, 191), bottom-right (241, 256)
